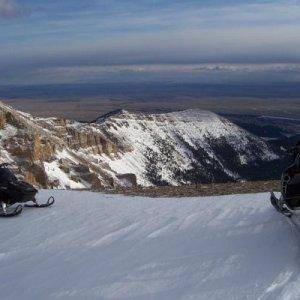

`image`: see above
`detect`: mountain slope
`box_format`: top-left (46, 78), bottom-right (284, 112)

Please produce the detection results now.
top-left (95, 109), bottom-right (278, 186)
top-left (0, 102), bottom-right (279, 188)
top-left (0, 190), bottom-right (299, 299)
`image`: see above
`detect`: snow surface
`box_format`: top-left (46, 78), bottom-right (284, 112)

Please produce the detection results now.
top-left (1, 191), bottom-right (300, 300)
top-left (44, 161), bottom-right (86, 189)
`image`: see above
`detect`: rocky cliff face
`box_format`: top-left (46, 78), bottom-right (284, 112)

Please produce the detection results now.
top-left (0, 102), bottom-right (280, 189)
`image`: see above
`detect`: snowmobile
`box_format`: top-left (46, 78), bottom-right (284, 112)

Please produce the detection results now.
top-left (270, 143), bottom-right (300, 220)
top-left (0, 164), bottom-right (54, 217)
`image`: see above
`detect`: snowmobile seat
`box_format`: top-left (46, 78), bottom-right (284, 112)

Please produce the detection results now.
top-left (0, 165), bottom-right (37, 205)
top-left (0, 166), bottom-right (17, 183)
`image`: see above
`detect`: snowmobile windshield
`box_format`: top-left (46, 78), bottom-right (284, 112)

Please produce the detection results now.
top-left (0, 167), bottom-right (17, 183)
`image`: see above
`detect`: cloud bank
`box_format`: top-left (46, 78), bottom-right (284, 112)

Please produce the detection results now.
top-left (2, 63), bottom-right (300, 86)
top-left (1, 1), bottom-right (300, 85)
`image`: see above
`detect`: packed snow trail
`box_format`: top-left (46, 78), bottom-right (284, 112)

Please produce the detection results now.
top-left (0, 191), bottom-right (300, 300)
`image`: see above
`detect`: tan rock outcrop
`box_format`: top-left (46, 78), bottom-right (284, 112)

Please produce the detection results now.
top-left (0, 102), bottom-right (134, 189)
top-left (0, 111), bottom-right (6, 129)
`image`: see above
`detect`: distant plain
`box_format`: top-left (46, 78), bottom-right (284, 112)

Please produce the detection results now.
top-left (1, 82), bottom-right (300, 121)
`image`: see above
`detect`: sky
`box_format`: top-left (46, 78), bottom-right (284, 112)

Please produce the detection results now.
top-left (1, 0), bottom-right (300, 85)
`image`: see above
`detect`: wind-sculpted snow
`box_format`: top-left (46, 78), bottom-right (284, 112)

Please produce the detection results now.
top-left (0, 191), bottom-right (299, 299)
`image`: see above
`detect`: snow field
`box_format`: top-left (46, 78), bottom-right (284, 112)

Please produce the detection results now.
top-left (0, 191), bottom-right (299, 300)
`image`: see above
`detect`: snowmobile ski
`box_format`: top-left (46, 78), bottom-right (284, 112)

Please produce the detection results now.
top-left (0, 205), bottom-right (23, 218)
top-left (270, 192), bottom-right (292, 218)
top-left (25, 196), bottom-right (55, 208)
top-left (270, 192), bottom-right (282, 213)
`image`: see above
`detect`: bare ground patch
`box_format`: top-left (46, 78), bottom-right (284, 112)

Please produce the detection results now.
top-left (110, 180), bottom-right (280, 198)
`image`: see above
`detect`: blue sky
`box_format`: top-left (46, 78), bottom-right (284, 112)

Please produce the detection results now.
top-left (1, 0), bottom-right (300, 85)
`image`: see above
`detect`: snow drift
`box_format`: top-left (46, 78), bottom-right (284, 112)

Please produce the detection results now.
top-left (0, 190), bottom-right (299, 299)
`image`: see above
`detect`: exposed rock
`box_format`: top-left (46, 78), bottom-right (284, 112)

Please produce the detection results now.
top-left (0, 111), bottom-right (6, 129)
top-left (23, 164), bottom-right (49, 187)
top-left (116, 174), bottom-right (137, 188)
top-left (59, 163), bottom-right (70, 174)
top-left (73, 164), bottom-right (90, 174)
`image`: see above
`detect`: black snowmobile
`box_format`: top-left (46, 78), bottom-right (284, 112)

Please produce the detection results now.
top-left (271, 143), bottom-right (300, 219)
top-left (0, 164), bottom-right (54, 217)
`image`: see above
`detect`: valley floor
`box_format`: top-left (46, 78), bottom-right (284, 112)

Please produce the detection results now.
top-left (0, 190), bottom-right (299, 300)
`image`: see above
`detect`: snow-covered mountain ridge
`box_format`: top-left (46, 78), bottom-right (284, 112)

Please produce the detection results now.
top-left (0, 101), bottom-right (279, 188)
